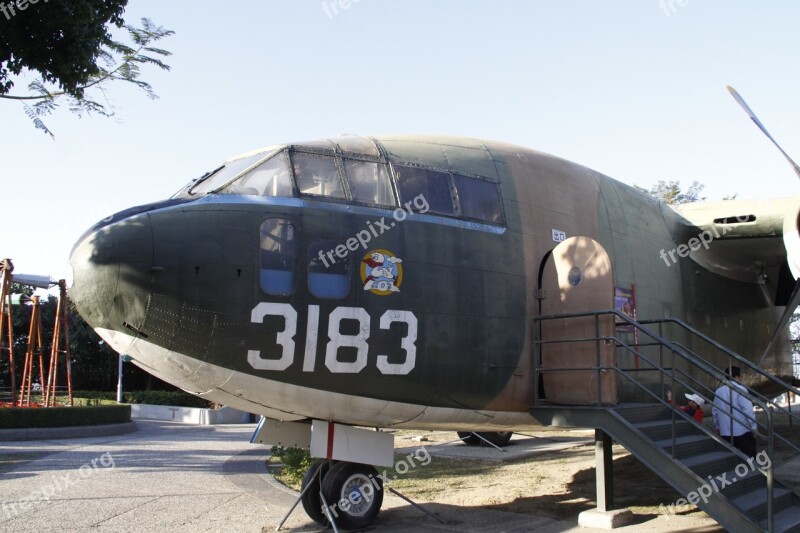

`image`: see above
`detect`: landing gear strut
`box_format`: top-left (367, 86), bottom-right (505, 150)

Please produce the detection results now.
top-left (300, 460), bottom-right (332, 525)
top-left (457, 431), bottom-right (513, 447)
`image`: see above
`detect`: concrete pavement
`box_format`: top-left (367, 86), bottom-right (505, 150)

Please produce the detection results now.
top-left (0, 420), bottom-right (723, 532)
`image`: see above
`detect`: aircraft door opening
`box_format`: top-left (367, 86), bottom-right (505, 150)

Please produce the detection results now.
top-left (538, 236), bottom-right (617, 405)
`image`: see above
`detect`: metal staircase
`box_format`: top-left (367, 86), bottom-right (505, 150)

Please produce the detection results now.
top-left (531, 310), bottom-right (800, 532)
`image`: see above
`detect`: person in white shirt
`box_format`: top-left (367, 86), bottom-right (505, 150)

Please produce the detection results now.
top-left (712, 366), bottom-right (757, 458)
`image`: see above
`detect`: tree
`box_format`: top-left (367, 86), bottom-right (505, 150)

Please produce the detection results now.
top-left (634, 180), bottom-right (706, 205)
top-left (0, 0), bottom-right (173, 136)
top-left (1, 290), bottom-right (174, 393)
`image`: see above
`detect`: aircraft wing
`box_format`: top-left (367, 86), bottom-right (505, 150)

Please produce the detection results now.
top-left (669, 195), bottom-right (800, 305)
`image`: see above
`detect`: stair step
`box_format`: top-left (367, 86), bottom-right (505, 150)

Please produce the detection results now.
top-left (634, 418), bottom-right (698, 440)
top-left (614, 405), bottom-right (671, 424)
top-left (732, 486), bottom-right (793, 519)
top-left (654, 434), bottom-right (721, 458)
top-left (759, 505), bottom-right (800, 533)
top-left (719, 468), bottom-right (766, 499)
top-left (681, 450), bottom-right (740, 478)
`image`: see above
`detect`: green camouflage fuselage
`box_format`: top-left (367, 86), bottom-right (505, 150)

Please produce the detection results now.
top-left (69, 135), bottom-right (793, 430)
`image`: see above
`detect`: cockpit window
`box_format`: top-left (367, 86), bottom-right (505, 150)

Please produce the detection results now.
top-left (190, 152), bottom-right (269, 195)
top-left (260, 219), bottom-right (297, 296)
top-left (220, 151), bottom-right (293, 197)
top-left (343, 160), bottom-right (395, 207)
top-left (333, 136), bottom-right (380, 156)
top-left (291, 152), bottom-right (345, 199)
top-left (308, 240), bottom-right (350, 299)
top-left (394, 165), bottom-right (455, 215)
top-left (453, 174), bottom-right (505, 224)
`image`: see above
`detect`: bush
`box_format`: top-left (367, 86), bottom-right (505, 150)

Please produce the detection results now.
top-left (270, 446), bottom-right (313, 487)
top-left (69, 390), bottom-right (209, 408)
top-left (0, 404), bottom-right (131, 428)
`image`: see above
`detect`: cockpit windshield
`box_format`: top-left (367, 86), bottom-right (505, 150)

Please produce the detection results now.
top-left (291, 152), bottom-right (346, 199)
top-left (172, 137), bottom-right (505, 228)
top-left (220, 151), bottom-right (293, 197)
top-left (189, 151), bottom-right (271, 195)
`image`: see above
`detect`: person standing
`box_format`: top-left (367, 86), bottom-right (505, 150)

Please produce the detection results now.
top-left (667, 390), bottom-right (705, 423)
top-left (712, 366), bottom-right (757, 458)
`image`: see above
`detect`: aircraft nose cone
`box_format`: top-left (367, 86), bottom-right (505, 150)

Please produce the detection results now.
top-left (70, 213), bottom-right (154, 334)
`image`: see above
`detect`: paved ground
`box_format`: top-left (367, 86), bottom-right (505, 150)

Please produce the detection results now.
top-left (0, 421), bottom-right (723, 532)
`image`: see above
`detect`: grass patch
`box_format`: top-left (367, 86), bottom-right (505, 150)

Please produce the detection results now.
top-left (386, 456), bottom-right (499, 497)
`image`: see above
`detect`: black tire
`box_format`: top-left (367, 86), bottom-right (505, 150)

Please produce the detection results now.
top-left (300, 460), bottom-right (332, 525)
top-left (457, 431), bottom-right (514, 447)
top-left (457, 431), bottom-right (481, 445)
top-left (321, 462), bottom-right (383, 529)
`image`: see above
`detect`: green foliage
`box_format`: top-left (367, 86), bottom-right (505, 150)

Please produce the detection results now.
top-left (0, 0), bottom-right (127, 97)
top-left (10, 283), bottom-right (33, 297)
top-left (0, 0), bottom-right (174, 136)
top-left (69, 390), bottom-right (209, 407)
top-left (634, 180), bottom-right (706, 205)
top-left (270, 446), bottom-right (313, 486)
top-left (0, 295), bottom-right (186, 394)
top-left (0, 404), bottom-right (130, 428)
top-left (121, 390), bottom-right (209, 407)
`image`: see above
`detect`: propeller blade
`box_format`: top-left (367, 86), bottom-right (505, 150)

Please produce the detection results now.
top-left (727, 86), bottom-right (800, 180)
top-left (759, 279), bottom-right (800, 365)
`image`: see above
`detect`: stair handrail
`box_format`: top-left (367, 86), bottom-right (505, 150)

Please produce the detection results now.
top-left (637, 315), bottom-right (800, 462)
top-left (534, 310), bottom-right (773, 453)
top-left (641, 317), bottom-right (800, 423)
top-left (534, 309), bottom-right (779, 531)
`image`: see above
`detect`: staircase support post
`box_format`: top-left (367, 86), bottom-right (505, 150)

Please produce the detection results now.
top-left (595, 428), bottom-right (613, 512)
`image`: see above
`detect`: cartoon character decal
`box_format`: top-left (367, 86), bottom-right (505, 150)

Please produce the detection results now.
top-left (361, 249), bottom-right (403, 295)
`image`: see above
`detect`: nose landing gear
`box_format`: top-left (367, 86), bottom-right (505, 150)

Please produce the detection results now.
top-left (301, 460), bottom-right (384, 530)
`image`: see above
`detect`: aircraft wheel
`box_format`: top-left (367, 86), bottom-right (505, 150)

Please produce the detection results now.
top-left (457, 431), bottom-right (481, 445)
top-left (457, 431), bottom-right (513, 447)
top-left (321, 462), bottom-right (383, 529)
top-left (300, 460), bottom-right (333, 525)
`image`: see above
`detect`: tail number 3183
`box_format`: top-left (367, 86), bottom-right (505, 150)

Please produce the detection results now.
top-left (247, 303), bottom-right (417, 375)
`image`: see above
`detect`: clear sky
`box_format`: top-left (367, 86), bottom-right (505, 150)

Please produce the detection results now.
top-left (2, 0), bottom-right (800, 286)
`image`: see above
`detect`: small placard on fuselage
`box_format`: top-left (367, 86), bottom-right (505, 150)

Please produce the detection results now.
top-left (552, 229), bottom-right (566, 243)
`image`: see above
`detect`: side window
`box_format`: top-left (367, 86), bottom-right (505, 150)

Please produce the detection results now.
top-left (260, 219), bottom-right (297, 296)
top-left (453, 174), bottom-right (505, 224)
top-left (343, 160), bottom-right (395, 207)
top-left (291, 152), bottom-right (345, 199)
top-left (394, 166), bottom-right (455, 215)
top-left (308, 241), bottom-right (350, 299)
top-left (221, 152), bottom-right (293, 197)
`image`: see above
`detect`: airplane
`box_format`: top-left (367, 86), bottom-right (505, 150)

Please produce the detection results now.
top-left (69, 88), bottom-right (800, 529)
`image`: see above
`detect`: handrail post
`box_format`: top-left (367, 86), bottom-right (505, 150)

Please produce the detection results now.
top-left (767, 405), bottom-right (774, 533)
top-left (533, 317), bottom-right (540, 407)
top-left (670, 349), bottom-right (676, 457)
top-left (595, 313), bottom-right (602, 406)
top-left (658, 322), bottom-right (664, 401)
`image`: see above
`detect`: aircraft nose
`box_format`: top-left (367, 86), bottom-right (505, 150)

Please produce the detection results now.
top-left (70, 212), bottom-right (154, 335)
